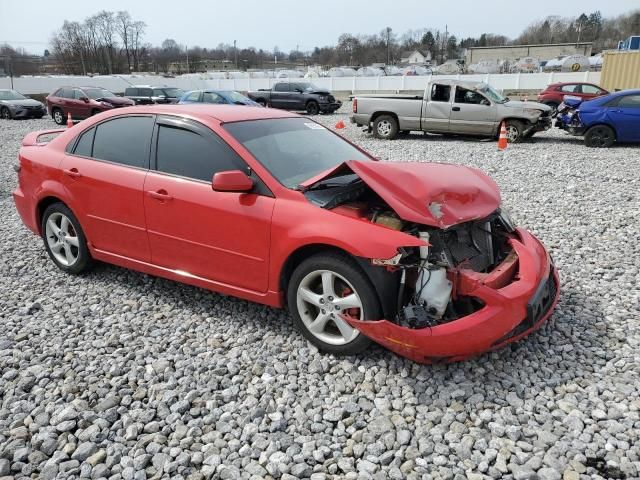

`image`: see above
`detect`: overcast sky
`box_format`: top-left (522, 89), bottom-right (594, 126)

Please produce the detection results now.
top-left (1, 0), bottom-right (636, 54)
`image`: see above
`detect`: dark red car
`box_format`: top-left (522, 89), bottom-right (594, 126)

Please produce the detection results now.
top-left (537, 82), bottom-right (608, 112)
top-left (13, 105), bottom-right (559, 363)
top-left (46, 86), bottom-right (135, 125)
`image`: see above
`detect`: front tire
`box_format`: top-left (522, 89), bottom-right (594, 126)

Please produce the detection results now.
top-left (505, 119), bottom-right (525, 143)
top-left (306, 101), bottom-right (319, 115)
top-left (52, 108), bottom-right (65, 125)
top-left (287, 253), bottom-right (380, 355)
top-left (584, 125), bottom-right (615, 148)
top-left (373, 114), bottom-right (399, 140)
top-left (1, 107), bottom-right (11, 120)
top-left (41, 203), bottom-right (93, 274)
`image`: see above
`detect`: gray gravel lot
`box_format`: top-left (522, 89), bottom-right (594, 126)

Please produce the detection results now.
top-left (0, 109), bottom-right (639, 480)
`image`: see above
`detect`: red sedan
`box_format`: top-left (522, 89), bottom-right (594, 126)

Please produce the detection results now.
top-left (537, 82), bottom-right (608, 113)
top-left (13, 105), bottom-right (559, 363)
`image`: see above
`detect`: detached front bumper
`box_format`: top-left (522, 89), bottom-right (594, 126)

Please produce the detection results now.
top-left (345, 228), bottom-right (560, 363)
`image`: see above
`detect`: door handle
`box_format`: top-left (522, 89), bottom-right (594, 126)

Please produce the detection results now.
top-left (63, 168), bottom-right (81, 179)
top-left (147, 190), bottom-right (173, 201)
top-left (452, 106), bottom-right (461, 111)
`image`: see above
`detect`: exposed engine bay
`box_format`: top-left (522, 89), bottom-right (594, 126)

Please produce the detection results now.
top-left (303, 172), bottom-right (517, 329)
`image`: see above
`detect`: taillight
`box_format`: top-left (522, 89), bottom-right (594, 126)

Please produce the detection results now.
top-left (353, 98), bottom-right (358, 113)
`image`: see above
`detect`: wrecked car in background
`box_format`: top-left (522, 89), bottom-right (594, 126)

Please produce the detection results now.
top-left (247, 82), bottom-right (342, 114)
top-left (13, 105), bottom-right (558, 363)
top-left (351, 79), bottom-right (552, 142)
top-left (556, 89), bottom-right (640, 148)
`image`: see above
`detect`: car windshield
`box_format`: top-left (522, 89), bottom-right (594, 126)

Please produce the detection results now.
top-left (478, 84), bottom-right (507, 103)
top-left (84, 88), bottom-right (116, 99)
top-left (224, 118), bottom-right (370, 188)
top-left (0, 90), bottom-right (27, 100)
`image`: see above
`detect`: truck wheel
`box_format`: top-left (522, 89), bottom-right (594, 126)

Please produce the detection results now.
top-left (505, 120), bottom-right (524, 143)
top-left (373, 115), bottom-right (398, 140)
top-left (306, 101), bottom-right (319, 115)
top-left (584, 125), bottom-right (615, 148)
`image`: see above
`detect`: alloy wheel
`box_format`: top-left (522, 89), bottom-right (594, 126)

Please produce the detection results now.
top-left (296, 269), bottom-right (363, 346)
top-left (54, 110), bottom-right (63, 124)
top-left (589, 127), bottom-right (612, 147)
top-left (45, 212), bottom-right (80, 266)
top-left (1, 108), bottom-right (10, 120)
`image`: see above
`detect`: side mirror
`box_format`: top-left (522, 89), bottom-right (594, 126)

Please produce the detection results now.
top-left (80, 96), bottom-right (89, 103)
top-left (212, 170), bottom-right (254, 192)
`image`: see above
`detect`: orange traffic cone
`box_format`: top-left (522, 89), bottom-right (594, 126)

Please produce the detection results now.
top-left (66, 112), bottom-right (73, 129)
top-left (497, 122), bottom-right (508, 150)
top-left (335, 120), bottom-right (345, 129)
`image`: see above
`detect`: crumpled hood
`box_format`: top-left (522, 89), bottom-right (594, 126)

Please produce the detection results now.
top-left (503, 100), bottom-right (550, 112)
top-left (346, 160), bottom-right (501, 228)
top-left (2, 99), bottom-right (43, 107)
top-left (100, 96), bottom-right (135, 106)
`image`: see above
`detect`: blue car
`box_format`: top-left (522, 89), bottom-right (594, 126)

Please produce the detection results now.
top-left (178, 90), bottom-right (262, 107)
top-left (556, 89), bottom-right (640, 147)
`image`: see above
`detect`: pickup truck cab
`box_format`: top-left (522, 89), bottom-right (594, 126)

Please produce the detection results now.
top-left (247, 82), bottom-right (342, 115)
top-left (352, 79), bottom-right (552, 142)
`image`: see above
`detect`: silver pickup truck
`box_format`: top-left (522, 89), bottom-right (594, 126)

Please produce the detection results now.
top-left (351, 79), bottom-right (552, 142)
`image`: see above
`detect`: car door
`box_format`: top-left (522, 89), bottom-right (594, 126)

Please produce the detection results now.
top-left (449, 86), bottom-right (497, 135)
top-left (607, 94), bottom-right (640, 142)
top-left (74, 88), bottom-right (92, 118)
top-left (422, 83), bottom-right (452, 133)
top-left (63, 88), bottom-right (84, 118)
top-left (143, 115), bottom-right (275, 292)
top-left (290, 83), bottom-right (306, 109)
top-left (60, 114), bottom-right (155, 261)
top-left (270, 83), bottom-right (290, 108)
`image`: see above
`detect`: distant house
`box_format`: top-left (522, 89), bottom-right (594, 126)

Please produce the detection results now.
top-left (400, 50), bottom-right (432, 65)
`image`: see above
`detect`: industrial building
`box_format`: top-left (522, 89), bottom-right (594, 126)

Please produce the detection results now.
top-left (465, 42), bottom-right (593, 64)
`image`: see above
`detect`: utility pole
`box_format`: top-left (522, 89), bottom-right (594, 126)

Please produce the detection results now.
top-left (386, 27), bottom-right (391, 65)
top-left (234, 40), bottom-right (238, 69)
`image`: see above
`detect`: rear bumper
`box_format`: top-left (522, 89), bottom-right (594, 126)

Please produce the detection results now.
top-left (345, 228), bottom-right (560, 363)
top-left (13, 186), bottom-right (39, 234)
top-left (350, 113), bottom-right (370, 126)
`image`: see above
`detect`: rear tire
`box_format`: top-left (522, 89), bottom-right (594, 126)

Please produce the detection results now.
top-left (306, 101), bottom-right (319, 115)
top-left (287, 252), bottom-right (379, 355)
top-left (373, 114), bottom-right (399, 140)
top-left (505, 119), bottom-right (525, 143)
top-left (41, 203), bottom-right (93, 274)
top-left (52, 108), bottom-right (65, 125)
top-left (584, 125), bottom-right (615, 148)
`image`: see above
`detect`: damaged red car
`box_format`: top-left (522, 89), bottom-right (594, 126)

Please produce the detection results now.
top-left (13, 105), bottom-right (559, 363)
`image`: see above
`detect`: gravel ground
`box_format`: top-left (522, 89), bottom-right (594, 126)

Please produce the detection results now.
top-left (0, 109), bottom-right (639, 480)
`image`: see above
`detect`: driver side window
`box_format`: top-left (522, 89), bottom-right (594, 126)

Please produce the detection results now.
top-left (454, 87), bottom-right (489, 105)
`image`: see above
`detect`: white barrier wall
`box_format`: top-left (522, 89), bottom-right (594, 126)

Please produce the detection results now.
top-left (0, 71), bottom-right (602, 96)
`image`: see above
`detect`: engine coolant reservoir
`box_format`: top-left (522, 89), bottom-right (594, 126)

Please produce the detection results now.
top-left (416, 232), bottom-right (452, 318)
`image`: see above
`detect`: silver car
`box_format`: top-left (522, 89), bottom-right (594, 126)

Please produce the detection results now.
top-left (0, 89), bottom-right (46, 120)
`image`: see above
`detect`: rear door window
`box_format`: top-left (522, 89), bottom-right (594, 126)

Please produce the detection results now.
top-left (185, 91), bottom-right (201, 102)
top-left (125, 88), bottom-right (138, 96)
top-left (274, 83), bottom-right (289, 92)
top-left (73, 127), bottom-right (95, 157)
top-left (92, 116), bottom-right (155, 168)
top-left (617, 95), bottom-right (640, 108)
top-left (430, 84), bottom-right (451, 102)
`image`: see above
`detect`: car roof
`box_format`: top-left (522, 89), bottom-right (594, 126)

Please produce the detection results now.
top-left (110, 104), bottom-right (298, 123)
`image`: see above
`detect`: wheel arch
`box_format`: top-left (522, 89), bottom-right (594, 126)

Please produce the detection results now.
top-left (36, 196), bottom-right (68, 234)
top-left (585, 122), bottom-right (618, 140)
top-left (279, 243), bottom-right (399, 319)
top-left (371, 111), bottom-right (399, 125)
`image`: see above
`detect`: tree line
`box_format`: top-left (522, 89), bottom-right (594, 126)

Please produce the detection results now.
top-left (1, 9), bottom-right (638, 76)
